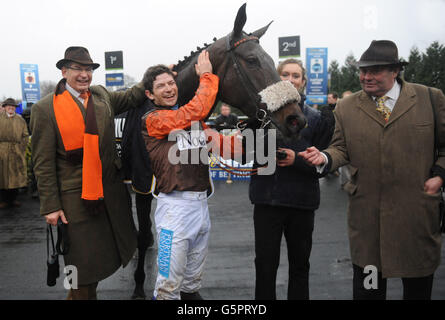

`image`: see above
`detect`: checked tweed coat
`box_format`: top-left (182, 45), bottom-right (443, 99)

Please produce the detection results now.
top-left (324, 80), bottom-right (445, 278)
top-left (31, 83), bottom-right (146, 285)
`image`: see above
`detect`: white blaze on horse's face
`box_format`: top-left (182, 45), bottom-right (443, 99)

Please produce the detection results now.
top-left (146, 73), bottom-right (178, 107)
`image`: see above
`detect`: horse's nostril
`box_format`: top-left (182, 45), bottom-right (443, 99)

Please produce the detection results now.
top-left (286, 115), bottom-right (298, 125)
top-left (286, 114), bottom-right (306, 132)
top-left (286, 115), bottom-right (300, 127)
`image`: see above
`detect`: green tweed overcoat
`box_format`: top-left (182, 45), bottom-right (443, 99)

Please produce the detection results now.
top-left (30, 82), bottom-right (146, 285)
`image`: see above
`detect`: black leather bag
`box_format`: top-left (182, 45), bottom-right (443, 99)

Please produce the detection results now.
top-left (46, 220), bottom-right (70, 286)
top-left (440, 201), bottom-right (445, 234)
top-left (46, 224), bottom-right (60, 287)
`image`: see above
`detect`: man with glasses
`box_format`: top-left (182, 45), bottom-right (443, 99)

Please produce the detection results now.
top-left (30, 46), bottom-right (147, 299)
top-left (299, 40), bottom-right (445, 300)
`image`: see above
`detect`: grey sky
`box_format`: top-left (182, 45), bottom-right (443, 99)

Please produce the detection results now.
top-left (1, 0), bottom-right (445, 99)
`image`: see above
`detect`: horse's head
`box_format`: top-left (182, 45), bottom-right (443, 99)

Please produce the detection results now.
top-left (210, 4), bottom-right (306, 139)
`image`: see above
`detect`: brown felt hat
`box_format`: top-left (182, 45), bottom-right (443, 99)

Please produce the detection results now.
top-left (357, 40), bottom-right (409, 68)
top-left (2, 98), bottom-right (18, 107)
top-left (56, 46), bottom-right (100, 70)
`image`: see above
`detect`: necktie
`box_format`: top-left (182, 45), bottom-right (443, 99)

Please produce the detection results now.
top-left (79, 92), bottom-right (89, 108)
top-left (376, 96), bottom-right (391, 122)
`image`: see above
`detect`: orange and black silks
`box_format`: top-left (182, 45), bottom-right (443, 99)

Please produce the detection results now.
top-left (145, 73), bottom-right (219, 139)
top-left (145, 73), bottom-right (242, 159)
top-left (53, 80), bottom-right (103, 202)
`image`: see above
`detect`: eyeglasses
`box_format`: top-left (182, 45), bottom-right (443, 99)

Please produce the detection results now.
top-left (67, 66), bottom-right (94, 74)
top-left (359, 66), bottom-right (389, 75)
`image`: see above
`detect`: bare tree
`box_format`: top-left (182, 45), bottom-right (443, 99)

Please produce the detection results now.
top-left (110, 74), bottom-right (138, 91)
top-left (124, 74), bottom-right (137, 87)
top-left (40, 80), bottom-right (57, 98)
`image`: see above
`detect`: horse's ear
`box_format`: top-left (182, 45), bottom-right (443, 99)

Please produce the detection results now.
top-left (251, 21), bottom-right (273, 39)
top-left (233, 3), bottom-right (247, 39)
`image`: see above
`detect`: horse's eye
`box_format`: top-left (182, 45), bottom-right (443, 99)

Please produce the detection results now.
top-left (245, 56), bottom-right (259, 66)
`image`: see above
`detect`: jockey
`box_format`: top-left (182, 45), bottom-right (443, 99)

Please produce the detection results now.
top-left (141, 50), bottom-right (242, 300)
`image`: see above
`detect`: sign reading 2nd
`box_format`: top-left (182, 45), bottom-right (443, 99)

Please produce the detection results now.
top-left (282, 40), bottom-right (297, 52)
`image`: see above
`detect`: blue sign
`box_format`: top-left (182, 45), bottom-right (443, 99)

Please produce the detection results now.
top-left (306, 48), bottom-right (328, 105)
top-left (16, 102), bottom-right (24, 115)
top-left (20, 64), bottom-right (41, 103)
top-left (106, 73), bottom-right (124, 87)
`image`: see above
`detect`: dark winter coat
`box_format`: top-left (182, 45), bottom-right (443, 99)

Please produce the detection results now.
top-left (249, 99), bottom-right (333, 210)
top-left (121, 99), bottom-right (154, 194)
top-left (214, 113), bottom-right (239, 130)
top-left (319, 103), bottom-right (336, 134)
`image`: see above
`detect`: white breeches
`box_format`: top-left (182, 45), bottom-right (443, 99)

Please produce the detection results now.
top-left (153, 191), bottom-right (210, 300)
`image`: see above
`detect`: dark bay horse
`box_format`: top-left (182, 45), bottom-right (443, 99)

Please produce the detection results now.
top-left (174, 4), bottom-right (306, 138)
top-left (132, 3), bottom-right (307, 299)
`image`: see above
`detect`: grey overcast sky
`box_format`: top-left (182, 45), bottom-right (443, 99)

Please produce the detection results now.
top-left (1, 0), bottom-right (445, 99)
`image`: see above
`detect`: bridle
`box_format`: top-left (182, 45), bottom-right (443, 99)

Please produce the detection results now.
top-left (217, 32), bottom-right (288, 134)
top-left (212, 33), bottom-right (289, 176)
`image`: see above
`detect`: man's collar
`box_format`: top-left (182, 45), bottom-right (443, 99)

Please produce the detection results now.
top-left (65, 82), bottom-right (81, 98)
top-left (151, 100), bottom-right (179, 111)
top-left (385, 80), bottom-right (401, 101)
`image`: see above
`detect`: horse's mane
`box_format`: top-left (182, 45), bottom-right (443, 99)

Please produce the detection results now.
top-left (172, 32), bottom-right (256, 73)
top-left (172, 37), bottom-right (218, 73)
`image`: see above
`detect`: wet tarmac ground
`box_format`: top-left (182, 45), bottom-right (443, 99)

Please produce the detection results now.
top-left (1, 176), bottom-right (445, 300)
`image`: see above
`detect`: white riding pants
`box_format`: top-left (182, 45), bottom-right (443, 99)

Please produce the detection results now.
top-left (153, 190), bottom-right (210, 300)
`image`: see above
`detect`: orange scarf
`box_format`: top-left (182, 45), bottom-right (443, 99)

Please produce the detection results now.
top-left (53, 80), bottom-right (103, 201)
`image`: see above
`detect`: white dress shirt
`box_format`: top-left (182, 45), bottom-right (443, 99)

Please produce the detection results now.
top-left (65, 82), bottom-right (86, 105)
top-left (371, 80), bottom-right (401, 112)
